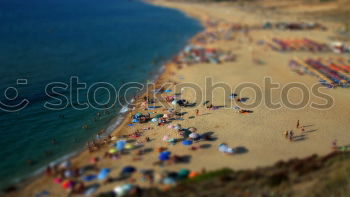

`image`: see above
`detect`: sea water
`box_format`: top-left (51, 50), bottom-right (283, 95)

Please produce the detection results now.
top-left (0, 0), bottom-right (202, 189)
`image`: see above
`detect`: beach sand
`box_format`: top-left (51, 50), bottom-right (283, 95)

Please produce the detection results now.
top-left (6, 0), bottom-right (350, 196)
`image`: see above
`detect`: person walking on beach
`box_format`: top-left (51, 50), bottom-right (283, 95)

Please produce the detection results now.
top-left (195, 109), bottom-right (199, 116)
top-left (296, 120), bottom-right (300, 129)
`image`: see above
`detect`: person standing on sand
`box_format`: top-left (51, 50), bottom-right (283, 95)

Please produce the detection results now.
top-left (285, 130), bottom-right (289, 138)
top-left (296, 120), bottom-right (300, 129)
top-left (332, 139), bottom-right (338, 151)
top-left (195, 109), bottom-right (199, 116)
top-left (289, 130), bottom-right (294, 141)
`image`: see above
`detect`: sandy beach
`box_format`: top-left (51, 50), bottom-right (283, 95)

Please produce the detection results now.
top-left (6, 0), bottom-right (350, 196)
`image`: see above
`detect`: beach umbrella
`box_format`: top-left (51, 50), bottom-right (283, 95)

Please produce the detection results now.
top-left (136, 112), bottom-right (142, 116)
top-left (82, 175), bottom-right (97, 182)
top-left (111, 136), bottom-right (117, 141)
top-left (114, 184), bottom-right (135, 196)
top-left (84, 185), bottom-right (98, 196)
top-left (174, 124), bottom-right (182, 130)
top-left (172, 100), bottom-right (177, 105)
top-left (64, 170), bottom-right (73, 178)
top-left (178, 169), bottom-right (190, 179)
top-left (132, 119), bottom-right (139, 123)
top-left (164, 89), bottom-right (172, 93)
top-left (125, 143), bottom-right (134, 150)
top-left (59, 160), bottom-right (71, 169)
top-left (121, 166), bottom-right (136, 174)
top-left (218, 143), bottom-right (234, 154)
top-left (218, 143), bottom-right (228, 152)
top-left (61, 180), bottom-right (73, 189)
top-left (159, 151), bottom-right (171, 161)
top-left (90, 157), bottom-right (99, 164)
top-left (188, 127), bottom-right (197, 132)
top-left (162, 135), bottom-right (169, 141)
top-left (167, 138), bottom-right (177, 145)
top-left (182, 140), bottom-right (193, 146)
top-left (188, 171), bottom-right (199, 178)
top-left (189, 132), bottom-right (200, 140)
top-left (116, 140), bottom-right (126, 151)
top-left (163, 177), bottom-right (176, 185)
top-left (98, 168), bottom-right (111, 180)
top-left (53, 177), bottom-right (63, 184)
top-left (155, 114), bottom-right (164, 118)
top-left (182, 130), bottom-right (191, 138)
top-left (109, 148), bottom-right (117, 154)
top-left (151, 118), bottom-right (158, 122)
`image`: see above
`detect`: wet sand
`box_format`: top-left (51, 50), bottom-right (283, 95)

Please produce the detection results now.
top-left (6, 0), bottom-right (350, 196)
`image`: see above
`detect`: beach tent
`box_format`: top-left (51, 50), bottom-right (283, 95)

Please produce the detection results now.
top-left (98, 168), bottom-right (111, 180)
top-left (182, 140), bottom-right (193, 146)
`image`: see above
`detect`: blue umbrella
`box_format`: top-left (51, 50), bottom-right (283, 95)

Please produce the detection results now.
top-left (82, 175), bottom-right (97, 182)
top-left (122, 166), bottom-right (136, 174)
top-left (97, 168), bottom-right (111, 180)
top-left (182, 140), bottom-right (193, 146)
top-left (159, 151), bottom-right (171, 161)
top-left (116, 140), bottom-right (126, 151)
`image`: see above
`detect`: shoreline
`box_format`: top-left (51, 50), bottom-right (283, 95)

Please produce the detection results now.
top-left (2, 1), bottom-right (206, 194)
top-left (6, 0), bottom-right (350, 196)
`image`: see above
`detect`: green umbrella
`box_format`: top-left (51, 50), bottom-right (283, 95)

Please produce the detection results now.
top-left (178, 168), bottom-right (190, 179)
top-left (155, 114), bottom-right (164, 118)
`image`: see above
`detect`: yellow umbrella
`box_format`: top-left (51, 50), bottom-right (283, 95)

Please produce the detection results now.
top-left (109, 148), bottom-right (117, 154)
